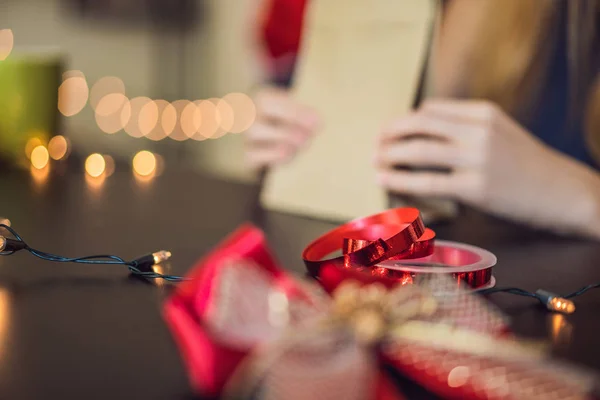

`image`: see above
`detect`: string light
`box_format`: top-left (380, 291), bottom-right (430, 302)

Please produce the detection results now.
top-left (0, 223), bottom-right (184, 282)
top-left (30, 146), bottom-right (49, 170)
top-left (145, 100), bottom-right (170, 141)
top-left (58, 73), bottom-right (89, 117)
top-left (478, 285), bottom-right (599, 315)
top-left (181, 101), bottom-right (201, 139)
top-left (207, 98), bottom-right (227, 139)
top-left (104, 155), bottom-right (115, 177)
top-left (169, 100), bottom-right (192, 141)
top-left (90, 77), bottom-right (126, 112)
top-left (132, 151), bottom-right (157, 177)
top-left (161, 102), bottom-right (177, 138)
top-left (85, 153), bottom-right (106, 178)
top-left (138, 100), bottom-right (159, 137)
top-left (193, 100), bottom-right (219, 140)
top-left (96, 93), bottom-right (131, 134)
top-left (222, 92), bottom-right (257, 133)
top-left (215, 98), bottom-right (235, 133)
top-left (48, 135), bottom-right (69, 161)
top-left (25, 138), bottom-right (44, 160)
top-left (0, 29), bottom-right (14, 61)
top-left (124, 97), bottom-right (153, 138)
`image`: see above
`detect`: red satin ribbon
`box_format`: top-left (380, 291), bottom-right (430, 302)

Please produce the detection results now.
top-left (302, 208), bottom-right (435, 288)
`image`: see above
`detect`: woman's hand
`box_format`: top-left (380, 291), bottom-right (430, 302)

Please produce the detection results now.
top-left (375, 99), bottom-right (600, 238)
top-left (244, 86), bottom-right (320, 170)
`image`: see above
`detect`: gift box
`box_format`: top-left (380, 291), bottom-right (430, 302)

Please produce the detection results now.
top-left (164, 210), bottom-right (597, 400)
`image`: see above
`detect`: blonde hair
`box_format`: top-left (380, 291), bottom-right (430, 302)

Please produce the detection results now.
top-left (452, 0), bottom-right (599, 161)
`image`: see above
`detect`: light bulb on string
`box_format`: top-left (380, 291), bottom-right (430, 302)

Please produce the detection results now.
top-left (48, 135), bottom-right (70, 161)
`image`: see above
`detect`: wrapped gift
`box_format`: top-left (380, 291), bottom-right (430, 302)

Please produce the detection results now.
top-left (164, 218), bottom-right (597, 400)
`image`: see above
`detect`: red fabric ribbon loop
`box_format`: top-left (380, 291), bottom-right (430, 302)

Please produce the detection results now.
top-left (302, 208), bottom-right (435, 286)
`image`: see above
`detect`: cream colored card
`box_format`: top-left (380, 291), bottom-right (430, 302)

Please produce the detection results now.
top-left (261, 0), bottom-right (438, 221)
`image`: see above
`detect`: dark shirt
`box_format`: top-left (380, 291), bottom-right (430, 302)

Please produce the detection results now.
top-left (523, 9), bottom-right (598, 169)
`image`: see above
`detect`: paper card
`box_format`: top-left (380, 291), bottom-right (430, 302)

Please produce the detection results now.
top-left (261, 0), bottom-right (438, 221)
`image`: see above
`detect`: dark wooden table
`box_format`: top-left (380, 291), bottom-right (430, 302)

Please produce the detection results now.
top-left (1, 166), bottom-right (599, 399)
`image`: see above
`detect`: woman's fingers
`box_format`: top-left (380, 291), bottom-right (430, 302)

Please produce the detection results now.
top-left (381, 112), bottom-right (466, 143)
top-left (245, 144), bottom-right (294, 170)
top-left (256, 87), bottom-right (320, 131)
top-left (376, 139), bottom-right (463, 169)
top-left (245, 121), bottom-right (309, 148)
top-left (376, 168), bottom-right (476, 198)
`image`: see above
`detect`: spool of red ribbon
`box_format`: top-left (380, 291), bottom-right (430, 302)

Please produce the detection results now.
top-left (302, 207), bottom-right (496, 292)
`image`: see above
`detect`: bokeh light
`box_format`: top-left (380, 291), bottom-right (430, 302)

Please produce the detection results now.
top-left (104, 155), bottom-right (115, 177)
top-left (222, 92), bottom-right (257, 133)
top-left (169, 100), bottom-right (192, 141)
top-left (96, 93), bottom-right (131, 134)
top-left (58, 74), bottom-right (89, 117)
top-left (30, 146), bottom-right (50, 170)
top-left (193, 100), bottom-right (219, 140)
top-left (132, 150), bottom-right (157, 177)
top-left (207, 98), bottom-right (228, 139)
top-left (25, 137), bottom-right (44, 160)
top-left (85, 153), bottom-right (106, 178)
top-left (145, 100), bottom-right (170, 141)
top-left (138, 100), bottom-right (159, 137)
top-left (0, 29), bottom-right (14, 61)
top-left (90, 77), bottom-right (126, 111)
top-left (181, 101), bottom-right (202, 139)
top-left (161, 102), bottom-right (177, 138)
top-left (123, 97), bottom-right (153, 138)
top-left (215, 98), bottom-right (235, 132)
top-left (48, 135), bottom-right (70, 160)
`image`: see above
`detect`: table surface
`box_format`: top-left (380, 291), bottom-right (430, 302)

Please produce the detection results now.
top-left (1, 166), bottom-right (600, 400)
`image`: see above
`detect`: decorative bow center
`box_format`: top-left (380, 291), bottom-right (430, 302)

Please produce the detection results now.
top-left (330, 281), bottom-right (438, 345)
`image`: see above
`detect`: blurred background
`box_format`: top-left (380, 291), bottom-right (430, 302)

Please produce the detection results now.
top-left (0, 0), bottom-right (264, 183)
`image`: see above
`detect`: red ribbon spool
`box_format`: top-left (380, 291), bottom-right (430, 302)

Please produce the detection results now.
top-left (302, 207), bottom-right (496, 292)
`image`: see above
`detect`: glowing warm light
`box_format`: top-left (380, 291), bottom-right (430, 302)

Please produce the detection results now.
top-left (123, 97), bottom-right (153, 138)
top-left (222, 92), bottom-right (257, 133)
top-left (169, 100), bottom-right (192, 141)
top-left (215, 98), bottom-right (235, 132)
top-left (85, 153), bottom-right (106, 178)
top-left (207, 98), bottom-right (228, 139)
top-left (58, 74), bottom-right (89, 117)
top-left (193, 100), bottom-right (219, 140)
top-left (0, 289), bottom-right (12, 358)
top-left (0, 29), bottom-right (14, 60)
top-left (138, 100), bottom-right (159, 137)
top-left (25, 137), bottom-right (44, 160)
top-left (548, 297), bottom-right (575, 314)
top-left (181, 101), bottom-right (201, 138)
top-left (161, 102), bottom-right (177, 138)
top-left (48, 135), bottom-right (69, 160)
top-left (132, 151), bottom-right (157, 177)
top-left (104, 155), bottom-right (115, 177)
top-left (96, 94), bottom-right (131, 134)
top-left (90, 77), bottom-right (126, 111)
top-left (30, 146), bottom-right (50, 169)
top-left (95, 93), bottom-right (128, 117)
top-left (144, 100), bottom-right (170, 141)
top-left (447, 366), bottom-right (470, 388)
top-left (30, 164), bottom-right (50, 185)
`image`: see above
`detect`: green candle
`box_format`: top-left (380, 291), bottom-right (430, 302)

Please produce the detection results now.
top-left (0, 49), bottom-right (64, 163)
